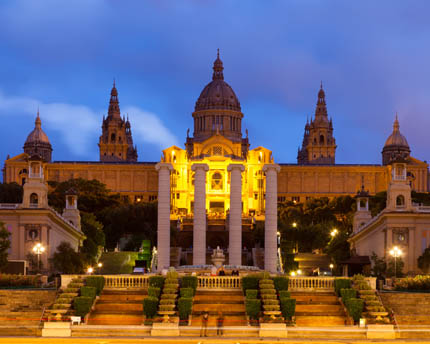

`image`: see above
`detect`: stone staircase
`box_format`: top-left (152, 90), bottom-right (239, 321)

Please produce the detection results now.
top-left (184, 289), bottom-right (256, 337)
top-left (0, 289), bottom-right (56, 336)
top-left (380, 292), bottom-right (430, 327)
top-left (291, 291), bottom-right (348, 326)
top-left (87, 289), bottom-right (147, 325)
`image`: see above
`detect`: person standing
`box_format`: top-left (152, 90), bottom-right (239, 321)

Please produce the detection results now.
top-left (216, 311), bottom-right (224, 336)
top-left (200, 310), bottom-right (209, 337)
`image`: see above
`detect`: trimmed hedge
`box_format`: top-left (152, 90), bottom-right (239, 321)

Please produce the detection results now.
top-left (279, 290), bottom-right (291, 299)
top-left (148, 287), bottom-right (161, 298)
top-left (280, 298), bottom-right (296, 320)
top-left (245, 299), bottom-right (261, 320)
top-left (143, 296), bottom-right (159, 318)
top-left (149, 275), bottom-right (165, 289)
top-left (0, 274), bottom-right (42, 287)
top-left (345, 298), bottom-right (364, 322)
top-left (242, 275), bottom-right (261, 292)
top-left (334, 278), bottom-right (351, 296)
top-left (86, 276), bottom-right (105, 296)
top-left (273, 276), bottom-right (289, 292)
top-left (340, 288), bottom-right (356, 303)
top-left (181, 276), bottom-right (198, 295)
top-left (180, 288), bottom-right (194, 298)
top-left (80, 286), bottom-right (96, 299)
top-left (395, 275), bottom-right (430, 291)
top-left (178, 297), bottom-right (193, 321)
top-left (246, 289), bottom-right (258, 299)
top-left (73, 296), bottom-right (93, 317)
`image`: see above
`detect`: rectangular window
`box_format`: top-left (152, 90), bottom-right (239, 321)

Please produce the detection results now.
top-left (176, 193), bottom-right (180, 199)
top-left (292, 196), bottom-right (300, 203)
top-left (149, 195), bottom-right (157, 202)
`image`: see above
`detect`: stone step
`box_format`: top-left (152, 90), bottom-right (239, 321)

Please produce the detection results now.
top-left (193, 299), bottom-right (243, 304)
top-left (296, 304), bottom-right (344, 313)
top-left (95, 302), bottom-right (143, 312)
top-left (87, 312), bottom-right (143, 325)
top-left (180, 325), bottom-right (259, 337)
top-left (296, 300), bottom-right (339, 305)
top-left (102, 289), bottom-right (147, 295)
top-left (291, 295), bottom-right (339, 302)
top-left (99, 294), bottom-right (146, 302)
top-left (193, 303), bottom-right (245, 313)
top-left (396, 315), bottom-right (430, 325)
top-left (295, 315), bottom-right (347, 326)
top-left (72, 325), bottom-right (150, 337)
top-left (0, 327), bottom-right (40, 336)
top-left (196, 290), bottom-right (243, 296)
top-left (288, 328), bottom-right (366, 339)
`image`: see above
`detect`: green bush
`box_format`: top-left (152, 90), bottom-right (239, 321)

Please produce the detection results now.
top-left (345, 298), bottom-right (364, 322)
top-left (395, 275), bottom-right (430, 291)
top-left (148, 287), bottom-right (161, 298)
top-left (280, 298), bottom-right (296, 320)
top-left (80, 286), bottom-right (96, 299)
top-left (149, 275), bottom-right (165, 289)
top-left (85, 276), bottom-right (105, 296)
top-left (279, 290), bottom-right (291, 299)
top-left (180, 288), bottom-right (194, 298)
top-left (261, 293), bottom-right (277, 300)
top-left (73, 296), bottom-right (93, 317)
top-left (178, 297), bottom-right (193, 321)
top-left (334, 278), bottom-right (351, 296)
top-left (245, 299), bottom-right (261, 320)
top-left (260, 288), bottom-right (276, 294)
top-left (246, 289), bottom-right (258, 299)
top-left (143, 296), bottom-right (159, 318)
top-left (242, 275), bottom-right (261, 292)
top-left (181, 276), bottom-right (198, 294)
top-left (163, 288), bottom-right (177, 295)
top-left (340, 288), bottom-right (356, 303)
top-left (0, 274), bottom-right (42, 287)
top-left (273, 276), bottom-right (289, 292)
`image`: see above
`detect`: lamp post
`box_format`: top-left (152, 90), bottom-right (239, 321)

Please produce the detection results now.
top-left (330, 229), bottom-right (338, 238)
top-left (32, 243), bottom-right (45, 272)
top-left (329, 263), bottom-right (334, 276)
top-left (389, 246), bottom-right (402, 278)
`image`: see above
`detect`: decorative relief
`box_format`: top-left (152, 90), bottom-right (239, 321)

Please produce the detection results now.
top-left (392, 227), bottom-right (409, 245)
top-left (25, 224), bottom-right (41, 241)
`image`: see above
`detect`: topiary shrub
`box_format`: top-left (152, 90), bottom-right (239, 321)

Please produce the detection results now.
top-left (279, 290), bottom-right (291, 299)
top-left (143, 296), bottom-right (159, 319)
top-left (73, 296), bottom-right (93, 317)
top-left (180, 288), bottom-right (194, 298)
top-left (242, 275), bottom-right (261, 292)
top-left (280, 298), bottom-right (296, 320)
top-left (80, 286), bottom-right (96, 299)
top-left (261, 293), bottom-right (277, 300)
top-left (345, 298), bottom-right (364, 323)
top-left (181, 276), bottom-right (198, 295)
top-left (334, 278), bottom-right (351, 296)
top-left (340, 288), bottom-right (356, 303)
top-left (245, 299), bottom-right (261, 320)
top-left (86, 276), bottom-right (105, 296)
top-left (178, 297), bottom-right (193, 321)
top-left (149, 275), bottom-right (165, 289)
top-left (273, 276), bottom-right (289, 292)
top-left (148, 287), bottom-right (161, 298)
top-left (246, 289), bottom-right (258, 299)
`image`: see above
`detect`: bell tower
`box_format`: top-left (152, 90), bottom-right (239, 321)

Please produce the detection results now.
top-left (98, 81), bottom-right (138, 162)
top-left (62, 188), bottom-right (82, 231)
top-left (21, 155), bottom-right (49, 209)
top-left (298, 84), bottom-right (336, 165)
top-left (386, 158), bottom-right (412, 211)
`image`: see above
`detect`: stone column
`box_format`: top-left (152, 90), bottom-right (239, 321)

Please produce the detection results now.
top-left (192, 164), bottom-right (209, 265)
top-left (155, 162), bottom-right (173, 271)
top-left (263, 164), bottom-right (280, 273)
top-left (228, 164), bottom-right (245, 266)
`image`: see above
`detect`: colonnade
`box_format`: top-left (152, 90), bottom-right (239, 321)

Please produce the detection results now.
top-left (156, 162), bottom-right (280, 272)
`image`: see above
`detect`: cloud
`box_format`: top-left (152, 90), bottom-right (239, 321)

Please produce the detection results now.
top-left (0, 91), bottom-right (178, 159)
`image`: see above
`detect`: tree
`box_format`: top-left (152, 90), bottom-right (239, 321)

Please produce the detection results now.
top-left (386, 257), bottom-right (404, 278)
top-left (50, 242), bottom-right (84, 274)
top-left (370, 252), bottom-right (387, 277)
top-left (26, 252), bottom-right (43, 274)
top-left (0, 182), bottom-right (23, 203)
top-left (0, 221), bottom-right (11, 270)
top-left (418, 248), bottom-right (430, 273)
top-left (80, 213), bottom-right (105, 265)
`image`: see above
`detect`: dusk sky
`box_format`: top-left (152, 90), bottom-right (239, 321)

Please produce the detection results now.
top-left (1, 1), bottom-right (430, 172)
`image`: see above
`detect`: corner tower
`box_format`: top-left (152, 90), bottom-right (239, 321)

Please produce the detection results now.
top-left (98, 82), bottom-right (138, 162)
top-left (297, 84), bottom-right (336, 165)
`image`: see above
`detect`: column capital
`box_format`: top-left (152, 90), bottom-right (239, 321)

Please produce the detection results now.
top-left (191, 163), bottom-right (209, 172)
top-left (263, 163), bottom-right (280, 173)
top-left (155, 162), bottom-right (173, 171)
top-left (227, 164), bottom-right (245, 172)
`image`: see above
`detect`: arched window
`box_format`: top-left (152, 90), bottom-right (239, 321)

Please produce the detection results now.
top-left (30, 193), bottom-right (38, 206)
top-left (111, 133), bottom-right (116, 142)
top-left (320, 135), bottom-right (325, 144)
top-left (396, 195), bottom-right (405, 207)
top-left (211, 172), bottom-right (223, 190)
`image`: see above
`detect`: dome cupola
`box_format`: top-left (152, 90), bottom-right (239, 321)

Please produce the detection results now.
top-left (382, 115), bottom-right (410, 165)
top-left (23, 110), bottom-right (53, 162)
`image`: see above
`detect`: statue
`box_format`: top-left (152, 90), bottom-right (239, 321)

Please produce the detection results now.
top-left (211, 246), bottom-right (225, 268)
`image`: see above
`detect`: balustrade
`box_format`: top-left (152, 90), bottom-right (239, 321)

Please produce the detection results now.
top-left (104, 275), bottom-right (149, 288)
top-left (197, 276), bottom-right (241, 289)
top-left (288, 276), bottom-right (334, 291)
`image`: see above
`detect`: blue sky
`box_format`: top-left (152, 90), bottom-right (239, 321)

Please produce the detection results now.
top-left (1, 0), bottom-right (430, 168)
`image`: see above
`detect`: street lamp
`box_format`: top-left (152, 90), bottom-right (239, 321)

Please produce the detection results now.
top-left (330, 229), bottom-right (338, 237)
top-left (32, 243), bottom-right (45, 271)
top-left (87, 267), bottom-right (94, 274)
top-left (389, 246), bottom-right (402, 278)
top-left (292, 222), bottom-right (297, 228)
top-left (329, 263), bottom-right (334, 275)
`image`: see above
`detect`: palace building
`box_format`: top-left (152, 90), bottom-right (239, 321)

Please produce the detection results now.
top-left (2, 52), bottom-right (429, 270)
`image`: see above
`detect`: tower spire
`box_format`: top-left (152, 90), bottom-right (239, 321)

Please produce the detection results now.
top-left (393, 113), bottom-right (400, 131)
top-left (108, 81), bottom-right (120, 118)
top-left (35, 108), bottom-right (41, 129)
top-left (212, 49), bottom-right (224, 81)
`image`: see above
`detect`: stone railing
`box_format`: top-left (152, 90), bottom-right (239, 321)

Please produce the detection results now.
top-left (197, 276), bottom-right (242, 289)
top-left (104, 275), bottom-right (149, 289)
top-left (289, 277), bottom-right (335, 291)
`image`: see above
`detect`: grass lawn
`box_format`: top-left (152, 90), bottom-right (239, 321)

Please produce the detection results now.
top-left (98, 252), bottom-right (139, 274)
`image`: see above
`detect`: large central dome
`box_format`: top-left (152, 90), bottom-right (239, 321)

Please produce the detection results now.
top-left (194, 51), bottom-right (241, 112)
